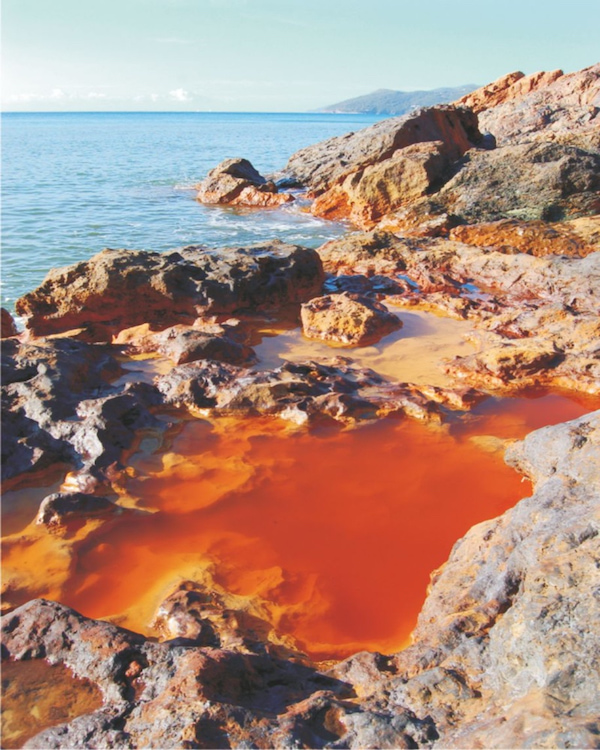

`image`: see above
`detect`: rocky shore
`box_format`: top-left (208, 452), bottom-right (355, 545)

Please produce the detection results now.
top-left (2, 64), bottom-right (599, 748)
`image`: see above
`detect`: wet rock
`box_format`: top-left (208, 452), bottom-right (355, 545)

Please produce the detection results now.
top-left (1, 307), bottom-right (18, 338)
top-left (35, 492), bottom-right (121, 527)
top-left (196, 157), bottom-right (294, 207)
top-left (152, 580), bottom-right (289, 653)
top-left (16, 242), bottom-right (325, 338)
top-left (155, 357), bottom-right (460, 426)
top-left (301, 292), bottom-right (402, 346)
top-left (283, 105), bottom-right (482, 194)
top-left (450, 215), bottom-right (600, 257)
top-left (121, 322), bottom-right (256, 365)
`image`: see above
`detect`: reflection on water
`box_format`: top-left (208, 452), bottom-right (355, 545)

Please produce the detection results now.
top-left (0, 659), bottom-right (103, 749)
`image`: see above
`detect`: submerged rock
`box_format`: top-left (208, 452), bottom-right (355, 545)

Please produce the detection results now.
top-left (301, 292), bottom-right (402, 346)
top-left (196, 157), bottom-right (294, 207)
top-left (16, 241), bottom-right (324, 338)
top-left (36, 492), bottom-right (122, 527)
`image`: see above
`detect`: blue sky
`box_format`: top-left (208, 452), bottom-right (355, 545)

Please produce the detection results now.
top-left (3, 0), bottom-right (599, 111)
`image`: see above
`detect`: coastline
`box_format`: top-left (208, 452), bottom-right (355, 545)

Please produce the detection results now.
top-left (2, 64), bottom-right (600, 749)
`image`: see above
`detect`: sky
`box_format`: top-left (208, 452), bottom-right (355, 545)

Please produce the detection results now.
top-left (3, 0), bottom-right (600, 112)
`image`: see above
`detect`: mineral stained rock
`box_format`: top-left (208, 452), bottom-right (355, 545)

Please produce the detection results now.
top-left (449, 215), bottom-right (600, 257)
top-left (318, 231), bottom-right (600, 394)
top-left (16, 241), bottom-right (325, 338)
top-left (196, 157), bottom-right (294, 207)
top-left (3, 413), bottom-right (598, 748)
top-left (300, 292), bottom-right (402, 346)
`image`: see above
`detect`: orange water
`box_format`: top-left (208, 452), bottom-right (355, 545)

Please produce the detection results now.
top-left (3, 391), bottom-right (593, 660)
top-left (56, 405), bottom-right (546, 659)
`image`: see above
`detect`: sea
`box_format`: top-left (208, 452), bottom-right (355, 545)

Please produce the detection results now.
top-left (1, 112), bottom-right (386, 313)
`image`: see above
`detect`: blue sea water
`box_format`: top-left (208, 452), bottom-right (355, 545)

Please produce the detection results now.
top-left (1, 112), bottom-right (386, 312)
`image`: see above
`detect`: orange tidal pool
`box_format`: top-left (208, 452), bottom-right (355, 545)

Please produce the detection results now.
top-left (2, 389), bottom-right (593, 661)
top-left (45, 393), bottom-right (589, 660)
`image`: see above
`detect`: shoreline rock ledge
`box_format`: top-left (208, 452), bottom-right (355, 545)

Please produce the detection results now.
top-left (2, 412), bottom-right (598, 748)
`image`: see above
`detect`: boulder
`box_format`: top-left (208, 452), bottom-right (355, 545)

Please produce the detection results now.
top-left (471, 64), bottom-right (600, 144)
top-left (196, 157), bottom-right (294, 207)
top-left (15, 242), bottom-right (325, 338)
top-left (455, 68), bottom-right (564, 113)
top-left (300, 292), bottom-right (402, 346)
top-left (436, 138), bottom-right (600, 224)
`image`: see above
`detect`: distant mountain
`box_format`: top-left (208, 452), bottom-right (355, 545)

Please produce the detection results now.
top-left (315, 85), bottom-right (478, 115)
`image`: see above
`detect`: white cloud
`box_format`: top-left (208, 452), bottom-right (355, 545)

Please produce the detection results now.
top-left (85, 92), bottom-right (107, 99)
top-left (49, 88), bottom-right (66, 99)
top-left (169, 88), bottom-right (192, 102)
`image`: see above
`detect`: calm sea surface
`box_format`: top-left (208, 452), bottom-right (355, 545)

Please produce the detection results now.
top-left (1, 112), bottom-right (385, 312)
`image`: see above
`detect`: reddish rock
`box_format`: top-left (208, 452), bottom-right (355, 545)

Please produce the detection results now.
top-left (196, 157), bottom-right (294, 207)
top-left (283, 106), bottom-right (482, 194)
top-left (466, 64), bottom-right (600, 144)
top-left (450, 216), bottom-right (600, 257)
top-left (311, 141), bottom-right (452, 228)
top-left (456, 69), bottom-right (564, 113)
top-left (300, 292), bottom-right (402, 346)
top-left (15, 242), bottom-right (324, 338)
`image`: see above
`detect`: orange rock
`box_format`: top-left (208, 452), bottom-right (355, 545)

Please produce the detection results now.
top-left (196, 157), bottom-right (294, 208)
top-left (300, 292), bottom-right (402, 346)
top-left (312, 142), bottom-right (452, 229)
top-left (456, 69), bottom-right (564, 113)
top-left (450, 216), bottom-right (600, 257)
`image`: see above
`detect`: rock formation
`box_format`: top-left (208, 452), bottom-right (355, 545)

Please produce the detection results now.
top-left (16, 241), bottom-right (324, 338)
top-left (301, 292), bottom-right (402, 346)
top-left (196, 157), bottom-right (294, 207)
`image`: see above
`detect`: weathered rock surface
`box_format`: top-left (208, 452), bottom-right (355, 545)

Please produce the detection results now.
top-left (311, 141), bottom-right (454, 227)
top-left (3, 413), bottom-right (598, 748)
top-left (283, 106), bottom-right (482, 194)
top-left (434, 137), bottom-right (600, 223)
top-left (457, 64), bottom-right (600, 145)
top-left (450, 215), bottom-right (600, 256)
top-left (318, 231), bottom-right (600, 394)
top-left (196, 157), bottom-right (294, 207)
top-left (16, 242), bottom-right (324, 338)
top-left (155, 357), bottom-right (462, 426)
top-left (115, 322), bottom-right (256, 365)
top-left (301, 292), bottom-right (402, 346)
